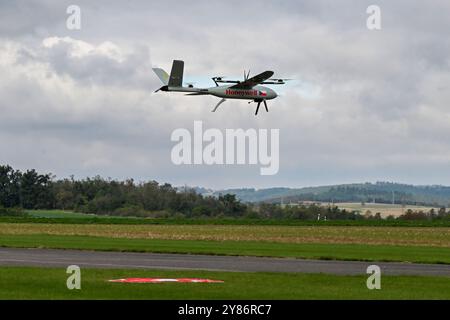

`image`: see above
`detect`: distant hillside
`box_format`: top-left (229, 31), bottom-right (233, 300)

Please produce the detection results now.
top-left (213, 182), bottom-right (450, 207)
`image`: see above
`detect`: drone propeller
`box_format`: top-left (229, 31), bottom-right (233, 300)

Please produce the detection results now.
top-left (261, 78), bottom-right (293, 85)
top-left (244, 69), bottom-right (251, 81)
top-left (270, 78), bottom-right (293, 82)
top-left (212, 76), bottom-right (241, 86)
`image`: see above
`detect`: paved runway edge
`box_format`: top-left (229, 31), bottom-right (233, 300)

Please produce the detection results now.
top-left (0, 247), bottom-right (449, 276)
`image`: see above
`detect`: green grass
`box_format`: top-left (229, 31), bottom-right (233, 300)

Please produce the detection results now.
top-left (0, 266), bottom-right (448, 299)
top-left (1, 234), bottom-right (449, 264)
top-left (2, 213), bottom-right (449, 227)
top-left (26, 210), bottom-right (99, 219)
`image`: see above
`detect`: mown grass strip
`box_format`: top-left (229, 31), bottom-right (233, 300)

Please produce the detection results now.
top-left (0, 266), bottom-right (449, 299)
top-left (0, 234), bottom-right (449, 264)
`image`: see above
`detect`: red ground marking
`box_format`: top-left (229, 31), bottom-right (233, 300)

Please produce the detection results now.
top-left (108, 278), bottom-right (224, 283)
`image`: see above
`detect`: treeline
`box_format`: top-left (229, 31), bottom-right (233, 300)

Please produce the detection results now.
top-left (396, 208), bottom-right (449, 221)
top-left (258, 204), bottom-right (449, 221)
top-left (0, 166), bottom-right (53, 211)
top-left (0, 165), bottom-right (247, 218)
top-left (1, 165), bottom-right (449, 221)
top-left (0, 165), bottom-right (358, 219)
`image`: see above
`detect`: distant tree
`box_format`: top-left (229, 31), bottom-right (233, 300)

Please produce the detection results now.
top-left (438, 207), bottom-right (448, 218)
top-left (192, 205), bottom-right (212, 217)
top-left (398, 209), bottom-right (428, 220)
top-left (0, 165), bottom-right (21, 207)
top-left (219, 194), bottom-right (246, 217)
top-left (20, 169), bottom-right (54, 209)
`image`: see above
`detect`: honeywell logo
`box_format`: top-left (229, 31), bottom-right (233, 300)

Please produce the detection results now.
top-left (225, 89), bottom-right (259, 96)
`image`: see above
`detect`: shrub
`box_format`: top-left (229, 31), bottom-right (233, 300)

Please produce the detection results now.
top-left (0, 206), bottom-right (27, 217)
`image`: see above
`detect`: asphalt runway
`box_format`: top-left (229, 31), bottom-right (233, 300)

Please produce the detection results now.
top-left (0, 247), bottom-right (449, 276)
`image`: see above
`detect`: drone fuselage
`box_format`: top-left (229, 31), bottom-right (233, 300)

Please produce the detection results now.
top-left (208, 85), bottom-right (277, 100)
top-left (163, 85), bottom-right (277, 101)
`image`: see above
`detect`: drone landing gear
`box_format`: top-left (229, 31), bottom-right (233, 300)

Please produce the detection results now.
top-left (212, 98), bottom-right (226, 112)
top-left (253, 99), bottom-right (268, 116)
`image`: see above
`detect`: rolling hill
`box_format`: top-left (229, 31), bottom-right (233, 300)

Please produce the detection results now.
top-left (211, 182), bottom-right (450, 207)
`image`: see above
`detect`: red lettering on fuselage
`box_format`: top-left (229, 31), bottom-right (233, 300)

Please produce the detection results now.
top-left (225, 89), bottom-right (258, 96)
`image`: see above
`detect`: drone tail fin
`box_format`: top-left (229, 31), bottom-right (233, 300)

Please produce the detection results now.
top-left (168, 60), bottom-right (184, 87)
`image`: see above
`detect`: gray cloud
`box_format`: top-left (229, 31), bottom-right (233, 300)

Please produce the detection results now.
top-left (1, 0), bottom-right (450, 189)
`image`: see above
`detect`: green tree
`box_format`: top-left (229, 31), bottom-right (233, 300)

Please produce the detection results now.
top-left (0, 165), bottom-right (21, 207)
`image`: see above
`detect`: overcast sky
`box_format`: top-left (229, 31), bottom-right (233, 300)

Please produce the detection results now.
top-left (1, 0), bottom-right (450, 189)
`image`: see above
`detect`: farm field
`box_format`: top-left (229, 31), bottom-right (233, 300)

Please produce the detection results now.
top-left (1, 213), bottom-right (449, 265)
top-left (332, 203), bottom-right (438, 218)
top-left (0, 266), bottom-right (449, 300)
top-left (0, 223), bottom-right (448, 247)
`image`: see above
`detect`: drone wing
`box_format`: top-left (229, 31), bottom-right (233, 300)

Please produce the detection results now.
top-left (230, 71), bottom-right (274, 89)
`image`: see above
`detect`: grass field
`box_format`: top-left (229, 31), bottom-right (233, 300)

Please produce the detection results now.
top-left (1, 234), bottom-right (449, 264)
top-left (0, 223), bottom-right (448, 247)
top-left (0, 266), bottom-right (448, 299)
top-left (26, 210), bottom-right (99, 219)
top-left (6, 210), bottom-right (449, 227)
top-left (0, 210), bottom-right (447, 268)
top-left (0, 215), bottom-right (448, 300)
top-left (0, 222), bottom-right (449, 264)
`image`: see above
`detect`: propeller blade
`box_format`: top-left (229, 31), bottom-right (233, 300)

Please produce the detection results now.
top-left (247, 70), bottom-right (251, 80)
top-left (268, 78), bottom-right (294, 83)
